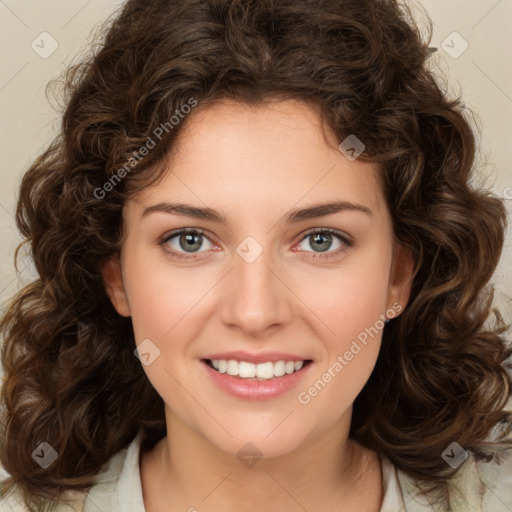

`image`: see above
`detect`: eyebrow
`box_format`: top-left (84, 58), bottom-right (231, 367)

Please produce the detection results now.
top-left (141, 200), bottom-right (373, 224)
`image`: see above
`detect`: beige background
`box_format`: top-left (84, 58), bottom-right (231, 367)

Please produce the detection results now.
top-left (0, 0), bottom-right (511, 355)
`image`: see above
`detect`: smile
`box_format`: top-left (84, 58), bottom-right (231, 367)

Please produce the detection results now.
top-left (205, 358), bottom-right (312, 380)
top-left (201, 358), bottom-right (314, 400)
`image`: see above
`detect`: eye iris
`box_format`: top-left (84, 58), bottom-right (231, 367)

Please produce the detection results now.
top-left (172, 231), bottom-right (338, 255)
top-left (310, 232), bottom-right (331, 252)
top-left (180, 232), bottom-right (202, 252)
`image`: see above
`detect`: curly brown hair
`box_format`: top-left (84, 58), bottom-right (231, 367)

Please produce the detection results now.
top-left (1, 0), bottom-right (511, 510)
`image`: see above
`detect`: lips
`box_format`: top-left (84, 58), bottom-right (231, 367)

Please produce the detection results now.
top-left (200, 355), bottom-right (314, 400)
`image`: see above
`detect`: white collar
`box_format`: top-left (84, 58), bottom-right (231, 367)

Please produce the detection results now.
top-left (86, 430), bottom-right (405, 512)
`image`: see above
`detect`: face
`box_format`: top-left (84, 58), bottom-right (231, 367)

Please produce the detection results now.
top-left (103, 99), bottom-right (413, 459)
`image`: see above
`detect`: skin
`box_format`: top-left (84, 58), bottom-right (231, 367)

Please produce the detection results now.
top-left (103, 99), bottom-right (414, 511)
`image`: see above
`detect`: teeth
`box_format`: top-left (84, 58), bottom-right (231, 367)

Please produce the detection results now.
top-left (274, 360), bottom-right (286, 377)
top-left (256, 362), bottom-right (273, 379)
top-left (239, 361), bottom-right (256, 378)
top-left (226, 360), bottom-right (239, 376)
top-left (209, 359), bottom-right (307, 379)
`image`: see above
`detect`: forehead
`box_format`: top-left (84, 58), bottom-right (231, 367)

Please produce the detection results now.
top-left (128, 99), bottom-right (386, 222)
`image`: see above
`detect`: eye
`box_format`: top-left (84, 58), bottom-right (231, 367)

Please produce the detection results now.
top-left (295, 228), bottom-right (353, 259)
top-left (160, 228), bottom-right (215, 259)
top-left (160, 227), bottom-right (353, 261)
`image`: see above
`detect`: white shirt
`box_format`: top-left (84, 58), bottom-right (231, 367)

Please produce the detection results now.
top-left (85, 431), bottom-right (407, 511)
top-left (2, 430), bottom-right (511, 511)
top-left (83, 432), bottom-right (404, 512)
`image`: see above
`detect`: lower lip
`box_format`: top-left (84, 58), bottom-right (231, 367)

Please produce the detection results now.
top-left (201, 360), bottom-right (313, 400)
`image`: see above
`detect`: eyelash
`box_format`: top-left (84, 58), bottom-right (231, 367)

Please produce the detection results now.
top-left (160, 227), bottom-right (353, 261)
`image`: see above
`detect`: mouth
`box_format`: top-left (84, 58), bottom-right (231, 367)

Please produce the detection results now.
top-left (200, 357), bottom-right (314, 400)
top-left (201, 358), bottom-right (313, 381)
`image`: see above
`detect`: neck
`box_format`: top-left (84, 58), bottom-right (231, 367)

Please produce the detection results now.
top-left (140, 409), bottom-right (383, 512)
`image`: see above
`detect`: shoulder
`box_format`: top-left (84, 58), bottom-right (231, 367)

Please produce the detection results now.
top-left (395, 441), bottom-right (512, 512)
top-left (0, 480), bottom-right (85, 512)
top-left (81, 430), bottom-right (147, 511)
top-left (81, 432), bottom-right (142, 511)
top-left (471, 442), bottom-right (512, 511)
top-left (0, 432), bottom-right (142, 512)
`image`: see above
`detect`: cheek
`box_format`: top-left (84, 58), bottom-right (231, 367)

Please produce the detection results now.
top-left (296, 277), bottom-right (388, 421)
top-left (120, 256), bottom-right (167, 349)
top-left (299, 252), bottom-right (391, 345)
top-left (122, 246), bottom-right (209, 341)
top-left (293, 252), bottom-right (391, 401)
top-left (122, 250), bottom-right (203, 412)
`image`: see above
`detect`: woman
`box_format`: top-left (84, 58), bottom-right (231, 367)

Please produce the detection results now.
top-left (1, 0), bottom-right (511, 511)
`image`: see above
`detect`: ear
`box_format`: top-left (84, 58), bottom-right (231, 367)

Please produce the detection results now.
top-left (101, 255), bottom-right (131, 317)
top-left (386, 241), bottom-right (415, 317)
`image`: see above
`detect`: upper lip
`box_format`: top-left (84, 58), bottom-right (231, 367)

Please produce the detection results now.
top-left (202, 351), bottom-right (311, 364)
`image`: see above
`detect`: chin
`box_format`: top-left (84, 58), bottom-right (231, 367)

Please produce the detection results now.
top-left (191, 419), bottom-right (296, 456)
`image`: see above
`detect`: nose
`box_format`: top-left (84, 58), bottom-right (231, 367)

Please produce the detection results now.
top-left (220, 243), bottom-right (294, 337)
